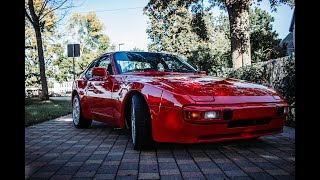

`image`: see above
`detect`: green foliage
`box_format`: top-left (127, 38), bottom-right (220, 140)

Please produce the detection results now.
top-left (208, 7), bottom-right (287, 65)
top-left (146, 0), bottom-right (293, 68)
top-left (188, 42), bottom-right (230, 73)
top-left (52, 44), bottom-right (73, 82)
top-left (25, 0), bottom-right (58, 87)
top-left (26, 10), bottom-right (116, 84)
top-left (145, 0), bottom-right (201, 60)
top-left (52, 12), bottom-right (116, 82)
top-left (226, 62), bottom-right (268, 85)
top-left (250, 7), bottom-right (287, 63)
top-left (266, 57), bottom-right (295, 104)
top-left (191, 1), bottom-right (210, 41)
top-left (188, 46), bottom-right (214, 71)
top-left (171, 7), bottom-right (284, 70)
top-left (145, 0), bottom-right (231, 70)
top-left (145, 0), bottom-right (289, 72)
top-left (25, 0), bottom-right (74, 99)
top-left (25, 0), bottom-right (58, 33)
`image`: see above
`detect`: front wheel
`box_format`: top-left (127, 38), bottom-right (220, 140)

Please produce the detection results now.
top-left (131, 94), bottom-right (153, 150)
top-left (73, 95), bottom-right (92, 128)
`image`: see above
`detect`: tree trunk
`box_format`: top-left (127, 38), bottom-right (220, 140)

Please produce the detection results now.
top-left (34, 25), bottom-right (49, 100)
top-left (227, 1), bottom-right (251, 68)
top-left (27, 0), bottom-right (49, 100)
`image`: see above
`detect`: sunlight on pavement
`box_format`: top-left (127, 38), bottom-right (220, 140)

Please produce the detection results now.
top-left (261, 155), bottom-right (280, 160)
top-left (55, 116), bottom-right (73, 122)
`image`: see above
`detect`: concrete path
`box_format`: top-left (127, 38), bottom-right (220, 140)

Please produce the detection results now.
top-left (25, 115), bottom-right (295, 179)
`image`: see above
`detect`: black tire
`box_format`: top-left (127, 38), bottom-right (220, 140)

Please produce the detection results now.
top-left (131, 94), bottom-right (153, 150)
top-left (72, 94), bottom-right (92, 128)
top-left (248, 136), bottom-right (260, 141)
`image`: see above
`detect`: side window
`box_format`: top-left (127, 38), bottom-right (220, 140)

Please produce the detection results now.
top-left (157, 63), bottom-right (164, 71)
top-left (85, 59), bottom-right (98, 78)
top-left (95, 55), bottom-right (113, 75)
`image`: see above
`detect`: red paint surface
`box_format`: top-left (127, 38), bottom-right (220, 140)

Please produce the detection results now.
top-left (72, 52), bottom-right (289, 143)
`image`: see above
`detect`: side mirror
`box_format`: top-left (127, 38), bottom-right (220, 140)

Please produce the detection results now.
top-left (200, 71), bottom-right (206, 75)
top-left (92, 67), bottom-right (107, 77)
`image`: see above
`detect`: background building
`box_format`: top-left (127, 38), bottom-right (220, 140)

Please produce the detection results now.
top-left (279, 8), bottom-right (295, 56)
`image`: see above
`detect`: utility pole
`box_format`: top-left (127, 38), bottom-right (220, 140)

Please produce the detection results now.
top-left (73, 44), bottom-right (75, 81)
top-left (119, 43), bottom-right (124, 51)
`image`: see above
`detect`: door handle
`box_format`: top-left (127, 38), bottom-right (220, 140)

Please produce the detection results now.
top-left (87, 82), bottom-right (94, 91)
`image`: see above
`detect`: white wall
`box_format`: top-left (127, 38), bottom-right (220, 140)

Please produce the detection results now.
top-left (52, 82), bottom-right (73, 93)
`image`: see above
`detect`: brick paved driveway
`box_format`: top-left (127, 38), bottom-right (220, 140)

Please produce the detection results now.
top-left (25, 115), bottom-right (295, 180)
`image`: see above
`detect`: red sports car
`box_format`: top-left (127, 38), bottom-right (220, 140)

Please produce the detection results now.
top-left (72, 51), bottom-right (289, 150)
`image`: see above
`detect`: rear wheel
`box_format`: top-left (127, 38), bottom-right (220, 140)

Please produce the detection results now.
top-left (73, 95), bottom-right (92, 128)
top-left (131, 94), bottom-right (153, 150)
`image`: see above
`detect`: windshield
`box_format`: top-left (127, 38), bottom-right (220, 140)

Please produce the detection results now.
top-left (114, 52), bottom-right (197, 74)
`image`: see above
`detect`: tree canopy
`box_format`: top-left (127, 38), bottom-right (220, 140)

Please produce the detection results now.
top-left (145, 0), bottom-right (293, 68)
top-left (25, 0), bottom-right (74, 99)
top-left (25, 0), bottom-right (60, 88)
top-left (52, 12), bottom-right (115, 82)
top-left (249, 7), bottom-right (287, 62)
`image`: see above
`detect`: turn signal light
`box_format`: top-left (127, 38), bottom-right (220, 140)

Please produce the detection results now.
top-left (186, 111), bottom-right (201, 120)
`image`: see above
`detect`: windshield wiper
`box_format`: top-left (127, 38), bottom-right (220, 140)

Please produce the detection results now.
top-left (180, 69), bottom-right (196, 73)
top-left (126, 68), bottom-right (158, 73)
top-left (164, 69), bottom-right (195, 73)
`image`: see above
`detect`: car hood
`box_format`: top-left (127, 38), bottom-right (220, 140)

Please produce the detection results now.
top-left (148, 74), bottom-right (280, 101)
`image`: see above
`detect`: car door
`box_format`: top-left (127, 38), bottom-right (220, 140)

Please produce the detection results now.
top-left (86, 54), bottom-right (115, 124)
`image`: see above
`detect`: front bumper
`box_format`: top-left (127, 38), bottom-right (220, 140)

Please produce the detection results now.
top-left (151, 102), bottom-right (287, 143)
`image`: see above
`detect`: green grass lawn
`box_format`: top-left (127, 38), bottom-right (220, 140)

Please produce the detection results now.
top-left (25, 97), bottom-right (72, 127)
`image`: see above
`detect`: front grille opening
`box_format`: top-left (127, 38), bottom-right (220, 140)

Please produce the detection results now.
top-left (228, 118), bottom-right (272, 128)
top-left (223, 109), bottom-right (233, 120)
